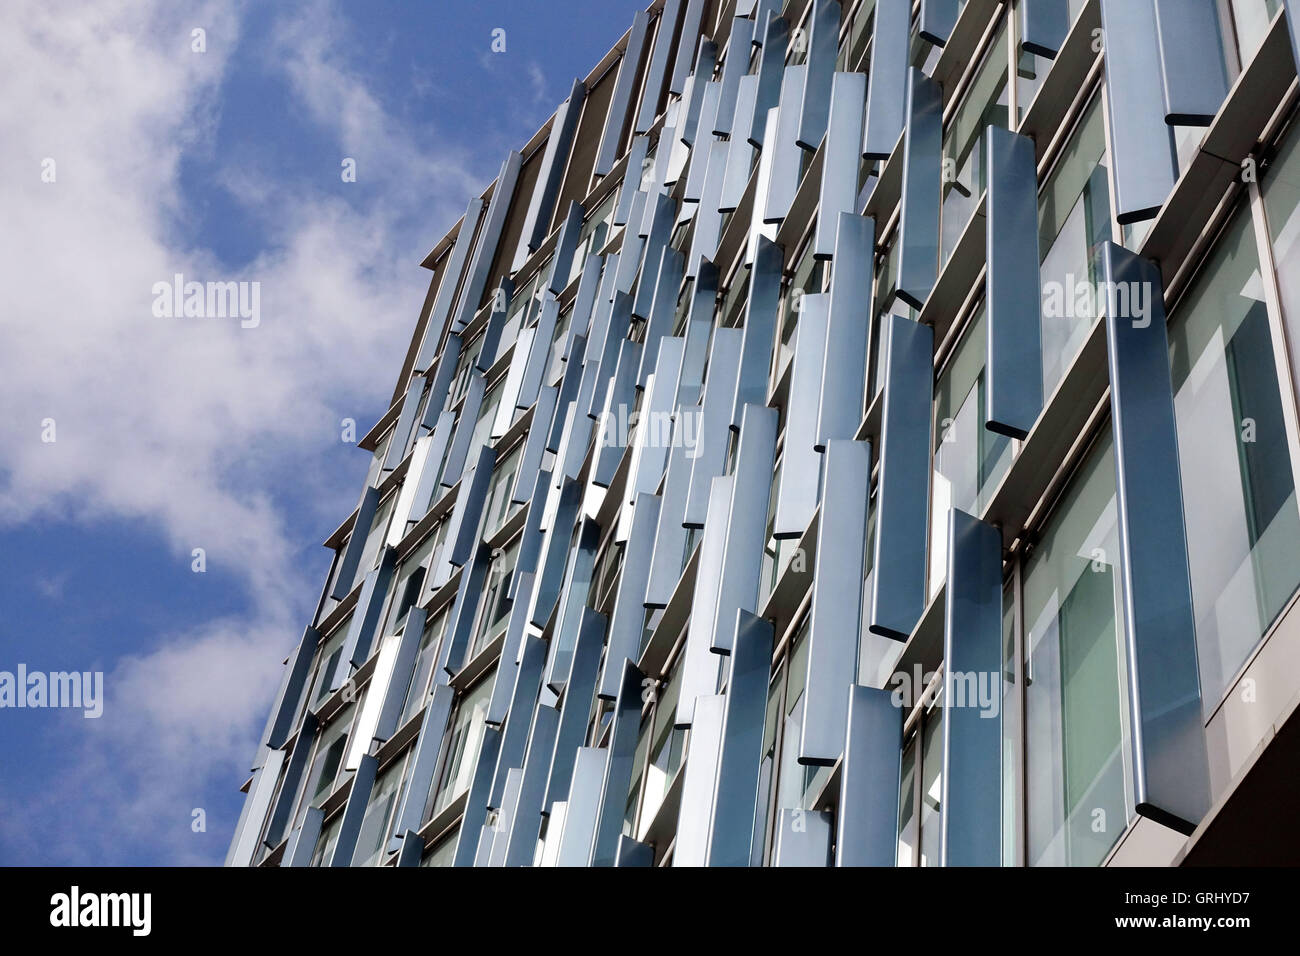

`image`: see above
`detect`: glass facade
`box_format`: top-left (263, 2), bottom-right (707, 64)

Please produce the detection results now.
top-left (231, 0), bottom-right (1300, 870)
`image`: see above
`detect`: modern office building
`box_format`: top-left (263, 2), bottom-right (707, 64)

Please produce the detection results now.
top-left (227, 0), bottom-right (1300, 867)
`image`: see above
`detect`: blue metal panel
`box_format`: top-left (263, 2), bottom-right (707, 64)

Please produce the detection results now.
top-left (489, 634), bottom-right (549, 810)
top-left (669, 0), bottom-right (708, 94)
top-left (590, 660), bottom-right (646, 866)
top-left (614, 139), bottom-right (650, 227)
top-left (583, 281), bottom-right (630, 421)
top-left (595, 12), bottom-right (651, 177)
top-left (475, 277), bottom-right (513, 373)
top-left (679, 477), bottom-right (732, 725)
top-left (673, 694), bottom-right (725, 864)
top-left (634, 196), bottom-right (680, 321)
top-left (636, 0), bottom-right (682, 133)
top-left (627, 337), bottom-right (686, 506)
top-left (263, 711), bottom-right (319, 850)
top-left (531, 478), bottom-right (584, 628)
top-left (395, 830), bottom-right (423, 868)
top-left (1021, 0), bottom-right (1070, 58)
top-left (919, 0), bottom-right (960, 46)
top-left (487, 575), bottom-right (535, 726)
top-left (372, 607), bottom-right (429, 741)
top-left (547, 202), bottom-right (585, 294)
top-left (616, 835), bottom-right (656, 866)
top-left (1153, 0), bottom-right (1229, 126)
top-left (600, 494), bottom-right (662, 700)
top-left (750, 14), bottom-right (790, 148)
top-left (451, 725), bottom-right (503, 867)
top-left (331, 485), bottom-right (380, 600)
top-left (688, 139), bottom-right (730, 278)
top-left (796, 0), bottom-right (842, 151)
top-left (1100, 241), bottom-right (1210, 833)
top-left (386, 683), bottom-right (456, 853)
top-left (503, 704), bottom-right (562, 865)
top-left (707, 610), bottom-right (775, 866)
top-left (548, 333), bottom-right (588, 452)
top-left (421, 334), bottom-right (461, 428)
top-left (267, 628), bottom-right (318, 749)
top-left (863, 0), bottom-right (910, 159)
top-left (437, 543), bottom-right (492, 678)
top-left (896, 68), bottom-right (943, 310)
top-left (869, 315), bottom-right (933, 641)
top-left (452, 151), bottom-right (523, 333)
top-left (709, 404), bottom-right (778, 654)
top-left (1099, 0), bottom-right (1179, 223)
top-left (546, 517), bottom-right (602, 692)
top-left (411, 410), bottom-right (455, 518)
top-left (684, 82), bottom-right (720, 202)
top-left (772, 808), bottom-right (832, 866)
top-left (544, 607), bottom-right (607, 809)
top-left (282, 805), bottom-right (324, 868)
top-left (722, 78), bottom-right (758, 213)
top-left (645, 439), bottom-right (692, 608)
top-left (985, 126), bottom-right (1044, 440)
top-left (939, 508), bottom-right (1004, 866)
top-left (512, 473), bottom-right (551, 598)
top-left (836, 685), bottom-right (902, 866)
top-left (416, 198), bottom-right (482, 371)
top-left (730, 236), bottom-right (783, 429)
top-left (815, 74), bottom-right (867, 258)
top-left (518, 78), bottom-right (588, 259)
top-left (593, 339), bottom-right (644, 487)
top-left (329, 753), bottom-right (378, 867)
top-left (680, 40), bottom-right (719, 148)
top-left (774, 293), bottom-right (829, 538)
top-left (763, 65), bottom-right (807, 223)
top-left (676, 260), bottom-right (719, 406)
top-left (555, 747), bottom-right (609, 866)
top-left (713, 16), bottom-right (756, 138)
top-left (513, 387), bottom-right (558, 507)
top-left (383, 376), bottom-right (426, 472)
top-left (816, 213), bottom-right (875, 450)
top-left (447, 444), bottom-right (497, 567)
top-left (516, 296), bottom-right (560, 411)
top-left (685, 328), bottom-right (742, 527)
top-left (801, 439), bottom-right (871, 763)
top-left (636, 245), bottom-right (684, 378)
top-left (440, 372), bottom-right (486, 488)
top-left (338, 546), bottom-right (398, 679)
top-left (569, 254), bottom-right (604, 339)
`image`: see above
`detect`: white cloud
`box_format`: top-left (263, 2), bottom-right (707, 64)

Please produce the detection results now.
top-left (0, 0), bottom-right (496, 863)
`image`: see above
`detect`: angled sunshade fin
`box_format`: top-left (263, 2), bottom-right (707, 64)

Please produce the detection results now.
top-left (1099, 0), bottom-right (1179, 223)
top-left (814, 73), bottom-right (867, 258)
top-left (773, 292), bottom-right (829, 537)
top-left (595, 11), bottom-right (651, 177)
top-left (475, 277), bottom-right (513, 373)
top-left (416, 198), bottom-right (483, 371)
top-left (1153, 0), bottom-right (1230, 126)
top-left (800, 439), bottom-right (871, 764)
top-left (862, 0), bottom-right (910, 159)
top-left (869, 315), bottom-right (934, 641)
top-left (547, 201), bottom-right (586, 295)
top-left (1020, 0), bottom-right (1071, 59)
top-left (330, 485), bottom-right (380, 601)
top-left (836, 686), bottom-right (903, 866)
top-left (1100, 241), bottom-right (1210, 833)
top-left (816, 213), bottom-right (876, 450)
top-left (749, 13), bottom-right (790, 148)
top-left (896, 68), bottom-right (944, 310)
top-left (939, 509), bottom-right (1004, 866)
top-left (515, 78), bottom-right (588, 266)
top-left (453, 151), bottom-right (523, 332)
top-left (919, 0), bottom-right (960, 47)
top-left (636, 0), bottom-right (684, 133)
top-left (795, 0), bottom-right (842, 151)
top-left (985, 126), bottom-right (1044, 440)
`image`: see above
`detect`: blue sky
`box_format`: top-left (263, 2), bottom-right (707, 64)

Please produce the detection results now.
top-left (0, 0), bottom-right (644, 866)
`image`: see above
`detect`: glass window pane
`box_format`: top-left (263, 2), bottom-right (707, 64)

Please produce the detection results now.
top-left (428, 669), bottom-right (497, 818)
top-left (1169, 201), bottom-right (1300, 707)
top-left (1022, 432), bottom-right (1127, 867)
